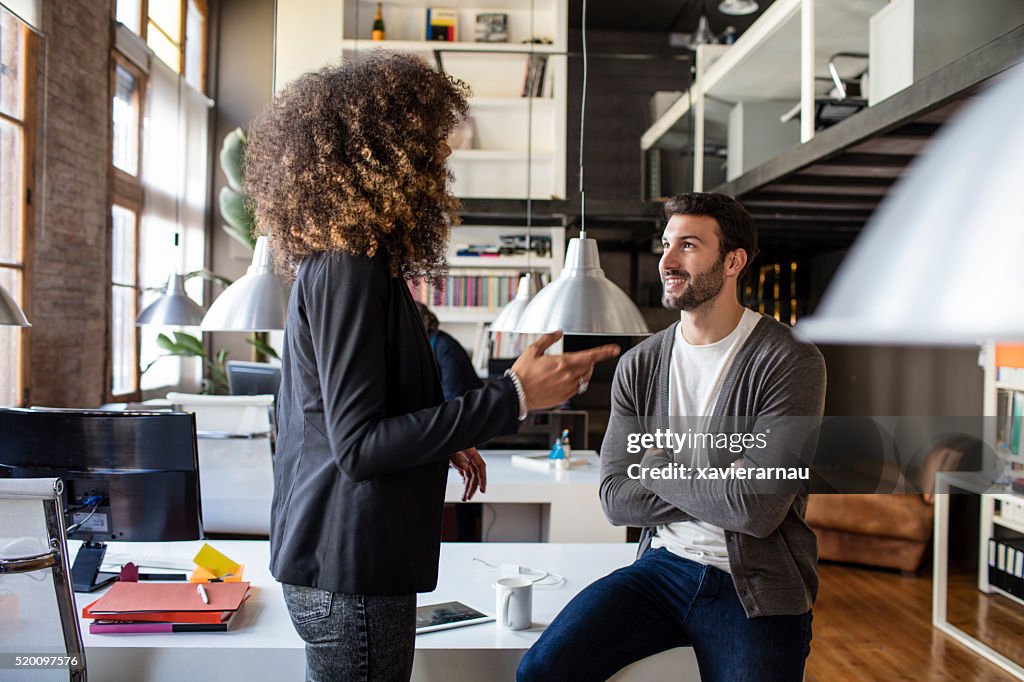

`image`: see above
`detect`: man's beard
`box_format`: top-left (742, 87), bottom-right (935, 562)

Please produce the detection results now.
top-left (661, 258), bottom-right (726, 311)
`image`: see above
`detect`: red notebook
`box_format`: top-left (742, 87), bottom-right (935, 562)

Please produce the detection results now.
top-left (83, 582), bottom-right (250, 624)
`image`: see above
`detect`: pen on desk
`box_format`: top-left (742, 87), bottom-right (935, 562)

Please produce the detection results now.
top-left (197, 583), bottom-right (209, 604)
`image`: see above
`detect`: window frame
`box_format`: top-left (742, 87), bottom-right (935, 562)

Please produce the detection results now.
top-left (107, 52), bottom-right (147, 402)
top-left (117, 0), bottom-right (208, 93)
top-left (0, 12), bottom-right (38, 407)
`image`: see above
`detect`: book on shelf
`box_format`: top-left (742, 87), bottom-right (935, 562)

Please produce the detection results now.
top-left (995, 387), bottom-right (1024, 458)
top-left (408, 269), bottom-right (523, 309)
top-left (522, 53), bottom-right (548, 98)
top-left (475, 12), bottom-right (508, 42)
top-left (425, 7), bottom-right (458, 42)
top-left (987, 537), bottom-right (1024, 599)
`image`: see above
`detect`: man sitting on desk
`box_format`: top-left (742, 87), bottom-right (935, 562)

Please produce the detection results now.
top-left (517, 193), bottom-right (826, 682)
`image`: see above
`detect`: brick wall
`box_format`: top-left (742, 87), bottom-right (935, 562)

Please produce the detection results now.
top-left (27, 2), bottom-right (111, 406)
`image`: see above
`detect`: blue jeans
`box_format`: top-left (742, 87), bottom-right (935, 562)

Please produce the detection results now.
top-left (517, 548), bottom-right (812, 682)
top-left (282, 583), bottom-right (416, 682)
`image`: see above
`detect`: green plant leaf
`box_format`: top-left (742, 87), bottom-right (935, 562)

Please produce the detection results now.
top-left (246, 333), bottom-right (281, 361)
top-left (219, 187), bottom-right (256, 241)
top-left (219, 127), bottom-right (247, 193)
top-left (171, 331), bottom-right (206, 357)
top-left (184, 268), bottom-right (234, 289)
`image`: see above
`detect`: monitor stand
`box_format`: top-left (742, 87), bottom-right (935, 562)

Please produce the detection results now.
top-left (70, 540), bottom-right (119, 593)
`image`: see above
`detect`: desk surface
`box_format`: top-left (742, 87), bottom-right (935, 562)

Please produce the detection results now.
top-left (76, 540), bottom-right (636, 652)
top-left (73, 540), bottom-right (680, 681)
top-left (446, 449), bottom-right (601, 498)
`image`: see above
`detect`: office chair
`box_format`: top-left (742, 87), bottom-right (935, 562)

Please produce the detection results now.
top-left (166, 393), bottom-right (275, 536)
top-left (0, 478), bottom-right (87, 681)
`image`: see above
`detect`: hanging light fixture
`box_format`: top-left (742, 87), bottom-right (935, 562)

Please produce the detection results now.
top-left (796, 65), bottom-right (1024, 345)
top-left (685, 14), bottom-right (716, 51)
top-left (201, 235), bottom-right (287, 331)
top-left (718, 0), bottom-right (759, 17)
top-left (514, 0), bottom-right (650, 337)
top-left (490, 274), bottom-right (539, 332)
top-left (489, 12), bottom-right (542, 335)
top-left (0, 283), bottom-right (30, 327)
top-left (136, 273), bottom-right (205, 326)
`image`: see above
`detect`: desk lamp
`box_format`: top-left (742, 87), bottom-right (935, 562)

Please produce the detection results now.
top-left (514, 0), bottom-right (650, 337)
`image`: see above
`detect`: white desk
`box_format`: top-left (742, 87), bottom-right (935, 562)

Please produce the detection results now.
top-left (446, 450), bottom-right (624, 543)
top-left (933, 471), bottom-right (1024, 680)
top-left (199, 448), bottom-right (621, 543)
top-left (74, 540), bottom-right (697, 681)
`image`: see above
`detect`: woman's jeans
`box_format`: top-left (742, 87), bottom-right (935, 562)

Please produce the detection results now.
top-left (517, 548), bottom-right (813, 682)
top-left (283, 583), bottom-right (416, 682)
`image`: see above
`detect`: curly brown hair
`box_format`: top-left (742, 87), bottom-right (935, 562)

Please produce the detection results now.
top-left (245, 52), bottom-right (471, 283)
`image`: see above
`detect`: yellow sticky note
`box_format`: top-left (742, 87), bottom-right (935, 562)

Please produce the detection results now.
top-left (193, 543), bottom-right (241, 578)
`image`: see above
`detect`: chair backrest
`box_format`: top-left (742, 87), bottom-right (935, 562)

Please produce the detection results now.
top-left (165, 393), bottom-right (273, 436)
top-left (0, 478), bottom-right (86, 681)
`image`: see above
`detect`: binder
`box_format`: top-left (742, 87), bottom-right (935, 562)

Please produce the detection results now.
top-left (82, 581), bottom-right (250, 625)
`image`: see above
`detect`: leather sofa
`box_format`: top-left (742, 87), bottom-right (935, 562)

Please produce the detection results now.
top-left (806, 434), bottom-right (979, 575)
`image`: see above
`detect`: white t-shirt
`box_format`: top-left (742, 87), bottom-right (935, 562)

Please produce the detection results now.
top-left (650, 308), bottom-right (761, 572)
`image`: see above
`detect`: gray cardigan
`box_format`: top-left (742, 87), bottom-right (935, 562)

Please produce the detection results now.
top-left (600, 314), bottom-right (826, 618)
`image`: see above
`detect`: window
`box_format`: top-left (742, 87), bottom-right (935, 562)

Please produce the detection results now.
top-left (113, 65), bottom-right (140, 175)
top-left (111, 205), bottom-right (138, 395)
top-left (118, 0), bottom-right (208, 93)
top-left (0, 7), bottom-right (34, 407)
top-left (110, 9), bottom-right (212, 397)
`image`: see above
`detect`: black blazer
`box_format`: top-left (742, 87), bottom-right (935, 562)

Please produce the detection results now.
top-left (270, 252), bottom-right (519, 595)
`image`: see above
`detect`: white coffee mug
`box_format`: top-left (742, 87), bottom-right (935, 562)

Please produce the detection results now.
top-left (495, 576), bottom-right (533, 631)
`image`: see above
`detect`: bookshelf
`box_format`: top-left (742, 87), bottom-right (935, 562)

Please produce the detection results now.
top-left (275, 0), bottom-right (568, 200)
top-left (407, 224), bottom-right (565, 372)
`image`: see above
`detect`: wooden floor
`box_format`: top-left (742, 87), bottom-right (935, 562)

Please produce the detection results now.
top-left (806, 563), bottom-right (1022, 681)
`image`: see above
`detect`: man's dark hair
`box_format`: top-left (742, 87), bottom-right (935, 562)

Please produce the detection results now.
top-left (664, 193), bottom-right (759, 276)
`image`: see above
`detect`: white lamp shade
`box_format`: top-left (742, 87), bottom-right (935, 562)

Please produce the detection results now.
top-left (0, 282), bottom-right (29, 327)
top-left (201, 236), bottom-right (287, 332)
top-left (514, 237), bottom-right (651, 336)
top-left (489, 274), bottom-right (539, 333)
top-left (136, 273), bottom-right (205, 327)
top-left (797, 65), bottom-right (1024, 345)
top-left (719, 0), bottom-right (759, 16)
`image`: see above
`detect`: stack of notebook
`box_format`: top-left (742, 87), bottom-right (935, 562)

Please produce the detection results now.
top-left (82, 581), bottom-right (251, 633)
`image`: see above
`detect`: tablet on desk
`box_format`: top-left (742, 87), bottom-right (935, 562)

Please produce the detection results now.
top-left (416, 601), bottom-right (493, 633)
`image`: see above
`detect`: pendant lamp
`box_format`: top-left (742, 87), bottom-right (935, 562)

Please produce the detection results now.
top-left (685, 14), bottom-right (716, 51)
top-left (796, 65), bottom-right (1024, 345)
top-left (718, 0), bottom-right (758, 17)
top-left (0, 283), bottom-right (30, 326)
top-left (136, 273), bottom-right (205, 326)
top-left (513, 0), bottom-right (650, 337)
top-left (201, 236), bottom-right (287, 331)
top-left (490, 274), bottom-right (539, 332)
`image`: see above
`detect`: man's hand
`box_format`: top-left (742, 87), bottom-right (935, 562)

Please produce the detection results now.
top-left (450, 448), bottom-right (487, 501)
top-left (511, 331), bottom-right (620, 410)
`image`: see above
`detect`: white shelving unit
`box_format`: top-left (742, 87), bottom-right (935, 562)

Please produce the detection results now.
top-left (641, 0), bottom-right (887, 191)
top-left (424, 224), bottom-right (565, 355)
top-left (275, 0), bottom-right (568, 200)
top-left (933, 471), bottom-right (1024, 680)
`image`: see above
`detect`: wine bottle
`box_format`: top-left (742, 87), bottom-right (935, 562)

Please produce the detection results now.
top-left (372, 3), bottom-right (386, 41)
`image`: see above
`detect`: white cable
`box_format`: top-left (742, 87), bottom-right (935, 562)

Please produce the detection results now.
top-left (472, 557), bottom-right (566, 587)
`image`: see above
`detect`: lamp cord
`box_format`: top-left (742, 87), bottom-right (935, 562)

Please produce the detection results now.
top-left (579, 0), bottom-right (588, 240)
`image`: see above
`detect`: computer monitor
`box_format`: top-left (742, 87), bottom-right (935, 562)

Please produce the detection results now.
top-left (0, 408), bottom-right (204, 591)
top-left (226, 360), bottom-right (281, 397)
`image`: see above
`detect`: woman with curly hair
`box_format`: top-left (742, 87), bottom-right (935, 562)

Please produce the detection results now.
top-left (245, 52), bottom-right (619, 681)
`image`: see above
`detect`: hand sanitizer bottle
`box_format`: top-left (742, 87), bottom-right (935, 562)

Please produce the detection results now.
top-left (549, 438), bottom-right (567, 470)
top-left (560, 429), bottom-right (572, 463)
